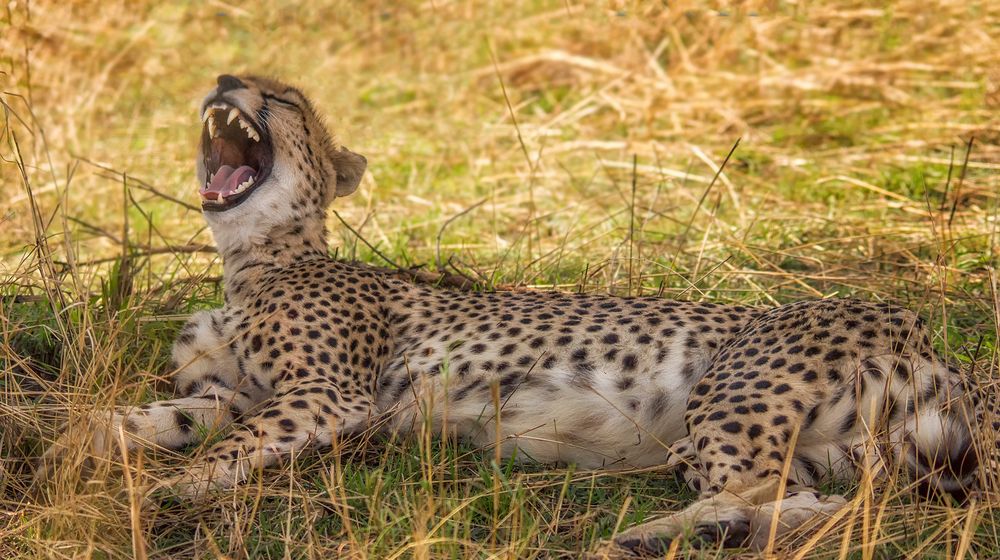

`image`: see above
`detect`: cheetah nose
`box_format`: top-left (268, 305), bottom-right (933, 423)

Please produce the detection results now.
top-left (217, 74), bottom-right (246, 94)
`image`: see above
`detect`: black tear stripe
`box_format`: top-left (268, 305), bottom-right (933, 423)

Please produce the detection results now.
top-left (256, 104), bottom-right (273, 131)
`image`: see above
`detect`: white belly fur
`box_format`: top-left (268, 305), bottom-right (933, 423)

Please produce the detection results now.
top-left (379, 360), bottom-right (693, 469)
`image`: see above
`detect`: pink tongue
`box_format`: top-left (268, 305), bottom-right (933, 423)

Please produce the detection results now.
top-left (201, 165), bottom-right (256, 200)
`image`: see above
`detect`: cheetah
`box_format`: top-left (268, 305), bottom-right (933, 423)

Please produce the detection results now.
top-left (38, 74), bottom-right (991, 555)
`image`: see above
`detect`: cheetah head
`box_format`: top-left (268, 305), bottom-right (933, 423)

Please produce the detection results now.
top-left (197, 74), bottom-right (366, 245)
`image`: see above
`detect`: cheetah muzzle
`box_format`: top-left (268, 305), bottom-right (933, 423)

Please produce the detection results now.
top-left (36, 73), bottom-right (995, 557)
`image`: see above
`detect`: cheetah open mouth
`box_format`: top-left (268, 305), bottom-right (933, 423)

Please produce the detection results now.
top-left (199, 101), bottom-right (273, 211)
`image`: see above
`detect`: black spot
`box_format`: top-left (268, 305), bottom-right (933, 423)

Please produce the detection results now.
top-left (622, 354), bottom-right (638, 371)
top-left (824, 349), bottom-right (845, 362)
top-left (174, 411), bottom-right (193, 433)
top-left (708, 411), bottom-right (728, 421)
top-left (721, 422), bottom-right (742, 434)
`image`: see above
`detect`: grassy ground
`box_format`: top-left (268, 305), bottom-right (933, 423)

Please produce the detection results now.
top-left (3, 1), bottom-right (1000, 558)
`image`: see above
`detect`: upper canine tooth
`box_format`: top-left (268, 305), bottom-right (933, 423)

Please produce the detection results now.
top-left (227, 108), bottom-right (239, 125)
top-left (202, 111), bottom-right (212, 123)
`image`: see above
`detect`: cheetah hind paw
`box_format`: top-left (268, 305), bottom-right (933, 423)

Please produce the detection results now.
top-left (607, 489), bottom-right (847, 556)
top-left (611, 512), bottom-right (752, 556)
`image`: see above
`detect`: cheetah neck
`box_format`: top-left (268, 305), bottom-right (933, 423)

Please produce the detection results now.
top-left (217, 219), bottom-right (329, 304)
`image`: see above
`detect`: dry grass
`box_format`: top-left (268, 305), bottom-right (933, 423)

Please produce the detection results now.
top-left (3, 0), bottom-right (1000, 558)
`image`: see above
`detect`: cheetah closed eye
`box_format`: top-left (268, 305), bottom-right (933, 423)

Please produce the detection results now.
top-left (37, 74), bottom-right (993, 556)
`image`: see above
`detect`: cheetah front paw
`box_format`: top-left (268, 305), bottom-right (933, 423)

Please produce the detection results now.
top-left (34, 416), bottom-right (124, 490)
top-left (153, 460), bottom-right (238, 500)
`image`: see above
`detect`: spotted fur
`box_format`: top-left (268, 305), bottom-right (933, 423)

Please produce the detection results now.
top-left (38, 75), bottom-right (990, 554)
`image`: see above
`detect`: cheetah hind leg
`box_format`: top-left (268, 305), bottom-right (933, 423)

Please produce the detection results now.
top-left (609, 481), bottom-right (847, 556)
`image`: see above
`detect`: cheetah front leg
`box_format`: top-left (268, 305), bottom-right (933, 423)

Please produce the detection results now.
top-left (159, 371), bottom-right (375, 498)
top-left (36, 309), bottom-right (256, 482)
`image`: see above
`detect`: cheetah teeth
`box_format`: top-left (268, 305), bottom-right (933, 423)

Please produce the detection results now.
top-left (232, 176), bottom-right (255, 195)
top-left (202, 175), bottom-right (255, 198)
top-left (239, 117), bottom-right (260, 142)
top-left (202, 103), bottom-right (260, 142)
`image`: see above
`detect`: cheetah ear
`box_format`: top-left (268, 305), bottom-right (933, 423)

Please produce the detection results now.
top-left (331, 146), bottom-right (367, 198)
